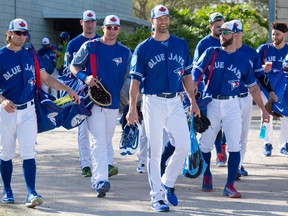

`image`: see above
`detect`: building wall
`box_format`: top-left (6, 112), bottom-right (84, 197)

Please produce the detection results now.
top-left (0, 0), bottom-right (134, 49)
top-left (276, 0), bottom-right (288, 41)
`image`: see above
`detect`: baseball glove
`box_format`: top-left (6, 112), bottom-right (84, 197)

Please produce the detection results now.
top-left (193, 110), bottom-right (211, 133)
top-left (88, 80), bottom-right (112, 107)
top-left (265, 99), bottom-right (283, 118)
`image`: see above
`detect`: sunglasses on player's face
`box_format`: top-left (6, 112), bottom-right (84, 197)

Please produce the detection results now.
top-left (13, 31), bottom-right (28, 36)
top-left (220, 30), bottom-right (234, 36)
top-left (105, 26), bottom-right (119, 31)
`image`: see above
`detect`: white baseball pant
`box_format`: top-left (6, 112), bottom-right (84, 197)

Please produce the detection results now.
top-left (200, 97), bottom-right (242, 153)
top-left (142, 94), bottom-right (190, 203)
top-left (0, 101), bottom-right (37, 161)
top-left (87, 105), bottom-right (118, 184)
top-left (238, 93), bottom-right (253, 169)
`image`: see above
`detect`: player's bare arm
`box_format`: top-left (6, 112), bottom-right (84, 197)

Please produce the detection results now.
top-left (182, 74), bottom-right (200, 117)
top-left (248, 84), bottom-right (270, 122)
top-left (40, 70), bottom-right (80, 104)
top-left (126, 79), bottom-right (140, 125)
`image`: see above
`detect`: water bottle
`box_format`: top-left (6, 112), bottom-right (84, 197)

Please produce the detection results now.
top-left (259, 122), bottom-right (268, 139)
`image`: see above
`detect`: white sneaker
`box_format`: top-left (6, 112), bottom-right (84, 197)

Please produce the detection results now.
top-left (136, 162), bottom-right (146, 173)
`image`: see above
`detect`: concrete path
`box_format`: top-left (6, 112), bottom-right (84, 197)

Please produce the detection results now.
top-left (1, 105), bottom-right (287, 216)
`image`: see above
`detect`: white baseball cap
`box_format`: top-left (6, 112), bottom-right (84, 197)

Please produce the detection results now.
top-left (209, 12), bottom-right (224, 24)
top-left (103, 15), bottom-right (120, 26)
top-left (82, 10), bottom-right (96, 21)
top-left (219, 21), bottom-right (242, 33)
top-left (9, 18), bottom-right (28, 31)
top-left (150, 5), bottom-right (170, 19)
top-left (231, 20), bottom-right (243, 32)
top-left (42, 37), bottom-right (50, 46)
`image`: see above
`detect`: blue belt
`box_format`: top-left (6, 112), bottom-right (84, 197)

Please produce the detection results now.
top-left (16, 100), bottom-right (34, 110)
top-left (212, 95), bottom-right (237, 100)
top-left (156, 93), bottom-right (178, 99)
top-left (238, 93), bottom-right (248, 98)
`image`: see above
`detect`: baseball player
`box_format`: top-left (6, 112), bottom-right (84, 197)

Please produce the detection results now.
top-left (0, 18), bottom-right (79, 207)
top-left (257, 21), bottom-right (288, 157)
top-left (70, 15), bottom-right (131, 197)
top-left (65, 10), bottom-right (118, 178)
top-left (192, 20), bottom-right (270, 198)
top-left (230, 20), bottom-right (278, 178)
top-left (38, 37), bottom-right (59, 97)
top-left (126, 5), bottom-right (200, 212)
top-left (193, 12), bottom-right (227, 166)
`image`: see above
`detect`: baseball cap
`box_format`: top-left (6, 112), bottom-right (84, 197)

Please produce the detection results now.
top-left (82, 10), bottom-right (96, 21)
top-left (231, 20), bottom-right (243, 32)
top-left (150, 5), bottom-right (170, 19)
top-left (103, 15), bottom-right (120, 26)
top-left (219, 21), bottom-right (242, 33)
top-left (42, 37), bottom-right (50, 46)
top-left (209, 12), bottom-right (224, 24)
top-left (9, 18), bottom-right (28, 31)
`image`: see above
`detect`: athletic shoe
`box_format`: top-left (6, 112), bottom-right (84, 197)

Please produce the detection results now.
top-left (202, 175), bottom-right (213, 192)
top-left (279, 143), bottom-right (288, 157)
top-left (264, 143), bottom-right (273, 156)
top-left (151, 200), bottom-right (169, 212)
top-left (221, 144), bottom-right (227, 163)
top-left (82, 167), bottom-right (92, 177)
top-left (25, 193), bottom-right (43, 208)
top-left (136, 163), bottom-right (146, 173)
top-left (235, 170), bottom-right (241, 181)
top-left (240, 166), bottom-right (248, 176)
top-left (216, 152), bottom-right (226, 167)
top-left (92, 181), bottom-right (110, 198)
top-left (108, 165), bottom-right (118, 177)
top-left (2, 188), bottom-right (14, 204)
top-left (161, 184), bottom-right (178, 206)
top-left (223, 183), bottom-right (241, 198)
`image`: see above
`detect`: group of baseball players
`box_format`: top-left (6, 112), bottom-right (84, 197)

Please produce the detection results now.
top-left (1, 4), bottom-right (288, 213)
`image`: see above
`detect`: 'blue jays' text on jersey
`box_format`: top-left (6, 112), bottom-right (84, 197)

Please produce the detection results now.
top-left (71, 39), bottom-right (132, 109)
top-left (0, 46), bottom-right (37, 104)
top-left (238, 44), bottom-right (264, 94)
top-left (257, 43), bottom-right (288, 73)
top-left (130, 35), bottom-right (192, 94)
top-left (64, 34), bottom-right (101, 66)
top-left (193, 34), bottom-right (221, 64)
top-left (192, 47), bottom-right (257, 96)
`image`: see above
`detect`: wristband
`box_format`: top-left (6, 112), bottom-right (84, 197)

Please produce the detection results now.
top-left (76, 71), bottom-right (88, 82)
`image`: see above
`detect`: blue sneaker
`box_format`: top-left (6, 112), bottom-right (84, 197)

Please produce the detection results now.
top-left (92, 181), bottom-right (110, 198)
top-left (202, 175), bottom-right (213, 192)
top-left (223, 183), bottom-right (241, 198)
top-left (151, 200), bottom-right (169, 212)
top-left (279, 143), bottom-right (288, 157)
top-left (161, 183), bottom-right (178, 206)
top-left (240, 166), bottom-right (248, 176)
top-left (25, 193), bottom-right (43, 208)
top-left (2, 188), bottom-right (14, 204)
top-left (264, 143), bottom-right (273, 156)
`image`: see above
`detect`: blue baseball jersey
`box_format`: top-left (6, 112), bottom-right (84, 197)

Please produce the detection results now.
top-left (192, 47), bottom-right (256, 96)
top-left (257, 43), bottom-right (288, 73)
top-left (193, 34), bottom-right (221, 64)
top-left (0, 46), bottom-right (37, 104)
top-left (238, 44), bottom-right (264, 94)
top-left (64, 34), bottom-right (101, 66)
top-left (283, 53), bottom-right (288, 68)
top-left (130, 35), bottom-right (192, 94)
top-left (37, 45), bottom-right (57, 74)
top-left (71, 39), bottom-right (132, 109)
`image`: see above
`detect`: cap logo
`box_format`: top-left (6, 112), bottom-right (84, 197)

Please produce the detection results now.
top-left (110, 17), bottom-right (117, 22)
top-left (87, 12), bottom-right (93, 17)
top-left (159, 7), bottom-right (166, 12)
top-left (19, 22), bottom-right (26, 27)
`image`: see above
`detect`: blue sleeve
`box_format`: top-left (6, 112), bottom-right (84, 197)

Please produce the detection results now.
top-left (129, 46), bottom-right (143, 82)
top-left (192, 48), bottom-right (212, 82)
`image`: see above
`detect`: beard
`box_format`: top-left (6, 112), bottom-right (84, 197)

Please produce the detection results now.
top-left (221, 36), bottom-right (233, 47)
top-left (273, 36), bottom-right (284, 46)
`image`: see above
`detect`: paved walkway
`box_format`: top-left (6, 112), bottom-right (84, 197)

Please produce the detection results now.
top-left (1, 106), bottom-right (288, 216)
